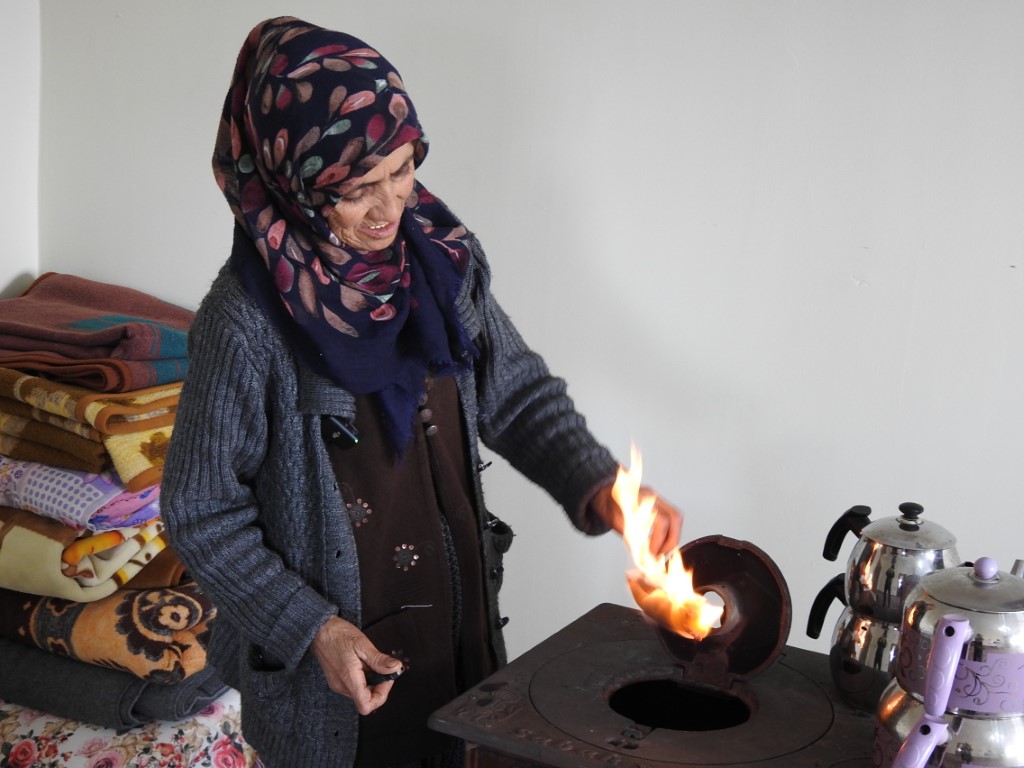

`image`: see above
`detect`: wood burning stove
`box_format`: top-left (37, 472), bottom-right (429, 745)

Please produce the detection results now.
top-left (430, 537), bottom-right (877, 767)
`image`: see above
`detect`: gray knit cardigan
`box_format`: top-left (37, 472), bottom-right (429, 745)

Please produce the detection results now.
top-left (161, 236), bottom-right (618, 768)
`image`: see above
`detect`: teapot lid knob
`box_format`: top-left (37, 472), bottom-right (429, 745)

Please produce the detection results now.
top-left (897, 501), bottom-right (924, 529)
top-left (898, 501), bottom-right (923, 517)
top-left (974, 557), bottom-right (999, 581)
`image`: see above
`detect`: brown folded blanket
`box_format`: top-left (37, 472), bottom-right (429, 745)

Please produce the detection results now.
top-left (0, 410), bottom-right (107, 467)
top-left (0, 272), bottom-right (193, 392)
top-left (0, 432), bottom-right (109, 474)
top-left (0, 272), bottom-right (194, 358)
top-left (0, 352), bottom-right (187, 394)
top-left (0, 367), bottom-right (180, 435)
top-left (0, 395), bottom-right (102, 441)
top-left (0, 581), bottom-right (215, 683)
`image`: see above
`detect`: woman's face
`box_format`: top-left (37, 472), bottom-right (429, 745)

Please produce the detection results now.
top-left (326, 142), bottom-right (417, 251)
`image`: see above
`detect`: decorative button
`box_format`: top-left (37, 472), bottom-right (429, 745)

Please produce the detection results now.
top-left (490, 567), bottom-right (504, 580)
top-left (424, 424), bottom-right (439, 437)
top-left (496, 616), bottom-right (510, 629)
top-left (346, 499), bottom-right (373, 528)
top-left (419, 408), bottom-right (433, 422)
top-left (393, 544), bottom-right (420, 571)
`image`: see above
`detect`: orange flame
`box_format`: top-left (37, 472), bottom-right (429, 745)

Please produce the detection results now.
top-left (614, 444), bottom-right (723, 640)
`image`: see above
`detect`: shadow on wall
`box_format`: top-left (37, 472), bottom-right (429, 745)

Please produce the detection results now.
top-left (1, 272), bottom-right (35, 300)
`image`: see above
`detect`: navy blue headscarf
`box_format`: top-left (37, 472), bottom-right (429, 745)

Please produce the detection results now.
top-left (213, 17), bottom-right (477, 453)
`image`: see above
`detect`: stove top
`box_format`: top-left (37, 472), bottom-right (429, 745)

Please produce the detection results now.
top-left (430, 603), bottom-right (876, 767)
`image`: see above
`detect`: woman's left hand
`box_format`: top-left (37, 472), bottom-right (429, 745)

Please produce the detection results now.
top-left (589, 484), bottom-right (684, 557)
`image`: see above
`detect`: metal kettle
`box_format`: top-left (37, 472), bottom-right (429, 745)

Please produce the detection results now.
top-left (807, 503), bottom-right (959, 712)
top-left (824, 502), bottom-right (959, 623)
top-left (874, 557), bottom-right (1024, 768)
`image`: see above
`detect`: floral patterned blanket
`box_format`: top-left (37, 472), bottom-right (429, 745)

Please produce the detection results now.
top-left (0, 458), bottom-right (160, 532)
top-left (0, 688), bottom-right (255, 768)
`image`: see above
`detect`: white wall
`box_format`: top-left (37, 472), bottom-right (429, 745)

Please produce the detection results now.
top-left (1, 2), bottom-right (40, 299)
top-left (21, 0), bottom-right (1024, 661)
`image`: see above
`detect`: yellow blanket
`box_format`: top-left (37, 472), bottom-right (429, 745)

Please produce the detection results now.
top-left (0, 505), bottom-right (166, 601)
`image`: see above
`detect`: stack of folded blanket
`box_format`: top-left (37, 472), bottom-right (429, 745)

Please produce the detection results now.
top-left (0, 273), bottom-right (225, 730)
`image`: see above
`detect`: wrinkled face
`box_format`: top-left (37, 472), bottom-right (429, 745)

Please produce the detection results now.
top-left (325, 142), bottom-right (417, 251)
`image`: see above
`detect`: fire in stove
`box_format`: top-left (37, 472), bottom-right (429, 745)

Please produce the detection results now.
top-left (431, 445), bottom-right (885, 765)
top-left (615, 444), bottom-right (724, 640)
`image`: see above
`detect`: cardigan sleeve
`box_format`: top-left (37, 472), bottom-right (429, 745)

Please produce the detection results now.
top-left (161, 276), bottom-right (339, 671)
top-left (466, 237), bottom-right (620, 531)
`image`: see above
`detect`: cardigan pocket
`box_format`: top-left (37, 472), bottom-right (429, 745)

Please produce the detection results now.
top-left (241, 645), bottom-right (329, 745)
top-left (245, 643), bottom-right (295, 701)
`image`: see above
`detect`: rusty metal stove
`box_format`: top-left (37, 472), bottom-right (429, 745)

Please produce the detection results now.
top-left (430, 536), bottom-right (876, 767)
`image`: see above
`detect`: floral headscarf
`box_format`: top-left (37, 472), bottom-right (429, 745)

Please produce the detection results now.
top-left (213, 17), bottom-right (477, 452)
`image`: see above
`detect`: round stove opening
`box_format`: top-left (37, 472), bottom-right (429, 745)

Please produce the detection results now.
top-left (609, 679), bottom-right (751, 731)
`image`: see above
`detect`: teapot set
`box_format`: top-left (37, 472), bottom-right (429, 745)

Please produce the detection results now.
top-left (807, 502), bottom-right (1024, 767)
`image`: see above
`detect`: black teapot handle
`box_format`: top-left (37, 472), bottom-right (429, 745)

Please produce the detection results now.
top-left (822, 505), bottom-right (872, 561)
top-left (806, 573), bottom-right (847, 639)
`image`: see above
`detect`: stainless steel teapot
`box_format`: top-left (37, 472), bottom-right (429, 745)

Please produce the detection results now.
top-left (823, 502), bottom-right (959, 624)
top-left (874, 557), bottom-right (1024, 768)
top-left (813, 596), bottom-right (903, 712)
top-left (808, 503), bottom-right (959, 712)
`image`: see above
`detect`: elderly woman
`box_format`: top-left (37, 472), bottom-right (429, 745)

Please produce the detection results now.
top-left (162, 16), bottom-right (682, 768)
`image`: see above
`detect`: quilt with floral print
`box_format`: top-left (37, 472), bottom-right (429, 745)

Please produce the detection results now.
top-left (0, 687), bottom-right (255, 768)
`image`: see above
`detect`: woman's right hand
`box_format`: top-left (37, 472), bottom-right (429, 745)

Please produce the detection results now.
top-left (311, 615), bottom-right (404, 715)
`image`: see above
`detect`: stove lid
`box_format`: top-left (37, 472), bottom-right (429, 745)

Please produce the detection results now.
top-left (654, 535), bottom-right (792, 683)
